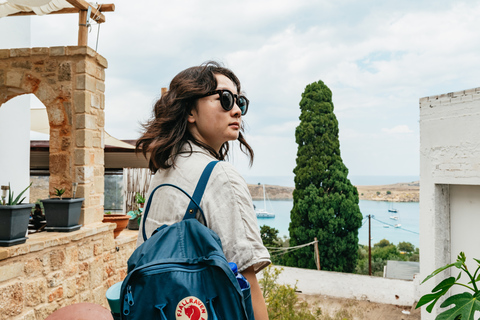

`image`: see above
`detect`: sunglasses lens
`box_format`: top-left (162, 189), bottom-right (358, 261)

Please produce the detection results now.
top-left (237, 96), bottom-right (248, 115)
top-left (221, 91), bottom-right (234, 111)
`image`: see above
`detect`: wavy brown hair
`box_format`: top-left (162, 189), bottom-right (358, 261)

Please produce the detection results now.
top-left (136, 61), bottom-right (254, 172)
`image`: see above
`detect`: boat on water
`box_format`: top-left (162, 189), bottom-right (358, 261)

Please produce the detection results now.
top-left (390, 215), bottom-right (398, 220)
top-left (255, 184), bottom-right (275, 218)
top-left (383, 225), bottom-right (390, 228)
top-left (394, 224), bottom-right (401, 228)
top-left (388, 208), bottom-right (398, 213)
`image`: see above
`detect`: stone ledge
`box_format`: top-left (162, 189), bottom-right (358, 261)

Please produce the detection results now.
top-left (114, 229), bottom-right (138, 246)
top-left (0, 222), bottom-right (116, 261)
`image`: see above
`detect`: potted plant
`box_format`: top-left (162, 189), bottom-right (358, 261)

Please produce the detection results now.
top-left (0, 183), bottom-right (33, 246)
top-left (41, 185), bottom-right (84, 232)
top-left (127, 192), bottom-right (146, 230)
top-left (416, 251), bottom-right (480, 319)
top-left (103, 211), bottom-right (130, 239)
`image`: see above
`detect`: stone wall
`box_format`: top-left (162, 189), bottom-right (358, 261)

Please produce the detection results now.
top-left (0, 46), bottom-right (107, 226)
top-left (0, 225), bottom-right (137, 320)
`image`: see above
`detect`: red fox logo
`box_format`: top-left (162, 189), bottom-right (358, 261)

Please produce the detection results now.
top-left (175, 296), bottom-right (208, 320)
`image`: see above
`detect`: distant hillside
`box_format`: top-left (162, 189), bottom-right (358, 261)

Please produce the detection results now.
top-left (248, 181), bottom-right (419, 202)
top-left (248, 184), bottom-right (294, 200)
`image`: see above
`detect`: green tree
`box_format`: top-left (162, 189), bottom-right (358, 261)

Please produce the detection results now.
top-left (397, 241), bottom-right (415, 253)
top-left (260, 225), bottom-right (281, 248)
top-left (286, 80), bottom-right (363, 272)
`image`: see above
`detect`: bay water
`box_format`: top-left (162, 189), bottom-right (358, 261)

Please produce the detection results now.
top-left (254, 199), bottom-right (419, 249)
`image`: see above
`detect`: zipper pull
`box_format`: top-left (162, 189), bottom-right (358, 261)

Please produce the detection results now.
top-left (123, 285), bottom-right (134, 315)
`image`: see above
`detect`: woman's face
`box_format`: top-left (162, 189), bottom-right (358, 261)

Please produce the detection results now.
top-left (187, 74), bottom-right (243, 152)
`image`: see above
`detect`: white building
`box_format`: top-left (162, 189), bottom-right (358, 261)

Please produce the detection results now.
top-left (419, 87), bottom-right (480, 319)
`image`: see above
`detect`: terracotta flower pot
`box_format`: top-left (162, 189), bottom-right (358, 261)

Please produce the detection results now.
top-left (103, 214), bottom-right (130, 239)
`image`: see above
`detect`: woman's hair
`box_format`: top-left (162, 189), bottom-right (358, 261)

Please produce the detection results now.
top-left (136, 61), bottom-right (254, 172)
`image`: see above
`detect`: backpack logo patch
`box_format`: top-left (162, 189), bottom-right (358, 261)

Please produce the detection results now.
top-left (175, 296), bottom-right (208, 320)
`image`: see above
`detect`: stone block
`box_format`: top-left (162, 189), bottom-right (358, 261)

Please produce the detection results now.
top-left (25, 279), bottom-right (47, 306)
top-left (73, 90), bottom-right (92, 113)
top-left (75, 113), bottom-right (97, 130)
top-left (96, 54), bottom-right (108, 68)
top-left (50, 47), bottom-right (66, 56)
top-left (0, 282), bottom-right (24, 317)
top-left (23, 310), bottom-right (37, 320)
top-left (74, 149), bottom-right (90, 166)
top-left (12, 60), bottom-right (32, 69)
top-left (104, 260), bottom-right (115, 279)
top-left (0, 262), bottom-right (24, 282)
top-left (76, 74), bottom-right (96, 92)
top-left (22, 73), bottom-right (41, 93)
top-left (89, 258), bottom-right (103, 288)
top-left (46, 105), bottom-right (66, 127)
top-left (79, 290), bottom-right (92, 302)
top-left (0, 49), bottom-right (10, 59)
top-left (75, 166), bottom-right (95, 184)
top-left (47, 271), bottom-right (63, 288)
top-left (79, 261), bottom-right (89, 272)
top-left (67, 46), bottom-right (96, 57)
top-left (49, 153), bottom-right (70, 178)
top-left (95, 176), bottom-right (104, 194)
top-left (32, 47), bottom-right (49, 56)
top-left (35, 83), bottom-right (56, 105)
top-left (24, 257), bottom-right (44, 277)
top-left (78, 243), bottom-right (94, 261)
top-left (6, 70), bottom-right (23, 87)
top-left (34, 303), bottom-right (58, 320)
top-left (48, 286), bottom-right (64, 302)
top-left (50, 249), bottom-right (66, 271)
top-left (92, 285), bottom-right (107, 306)
top-left (45, 59), bottom-right (57, 72)
top-left (75, 129), bottom-right (94, 148)
top-left (29, 241), bottom-right (45, 253)
top-left (94, 243), bottom-right (103, 256)
top-left (0, 70), bottom-right (4, 86)
top-left (10, 48), bottom-right (31, 57)
top-left (64, 277), bottom-right (77, 298)
top-left (96, 80), bottom-right (105, 92)
top-left (99, 92), bottom-right (105, 110)
top-left (58, 62), bottom-right (72, 82)
top-left (91, 93), bottom-right (101, 109)
top-left (76, 273), bottom-right (89, 292)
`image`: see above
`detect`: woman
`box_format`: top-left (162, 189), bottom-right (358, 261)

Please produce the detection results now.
top-left (136, 61), bottom-right (270, 319)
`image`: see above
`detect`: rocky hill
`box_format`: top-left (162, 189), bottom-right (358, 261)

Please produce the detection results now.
top-left (249, 181), bottom-right (419, 202)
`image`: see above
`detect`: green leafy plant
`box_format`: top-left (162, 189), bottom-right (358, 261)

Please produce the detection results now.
top-left (260, 265), bottom-right (321, 319)
top-left (54, 187), bottom-right (66, 199)
top-left (3, 183), bottom-right (32, 206)
top-left (416, 252), bottom-right (480, 320)
top-left (135, 192), bottom-right (145, 205)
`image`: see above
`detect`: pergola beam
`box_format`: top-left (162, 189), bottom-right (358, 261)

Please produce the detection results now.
top-left (65, 0), bottom-right (109, 23)
top-left (6, 3), bottom-right (114, 24)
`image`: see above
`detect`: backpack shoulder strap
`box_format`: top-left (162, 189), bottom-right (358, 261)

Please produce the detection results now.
top-left (141, 160), bottom-right (219, 241)
top-left (183, 160), bottom-right (219, 221)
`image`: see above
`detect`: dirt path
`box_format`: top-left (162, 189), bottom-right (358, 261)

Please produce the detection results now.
top-left (299, 294), bottom-right (421, 320)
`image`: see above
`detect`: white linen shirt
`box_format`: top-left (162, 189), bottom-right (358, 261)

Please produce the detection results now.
top-left (136, 143), bottom-right (271, 273)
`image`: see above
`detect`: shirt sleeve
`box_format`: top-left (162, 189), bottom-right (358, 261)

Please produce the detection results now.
top-left (202, 162), bottom-right (271, 273)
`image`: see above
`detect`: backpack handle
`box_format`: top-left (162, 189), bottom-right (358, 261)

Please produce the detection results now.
top-left (141, 161), bottom-right (219, 241)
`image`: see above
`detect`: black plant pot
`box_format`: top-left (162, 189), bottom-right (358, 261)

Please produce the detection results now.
top-left (41, 198), bottom-right (84, 232)
top-left (0, 204), bottom-right (34, 247)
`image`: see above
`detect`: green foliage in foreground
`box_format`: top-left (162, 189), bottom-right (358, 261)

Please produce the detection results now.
top-left (355, 239), bottom-right (419, 276)
top-left (260, 265), bottom-right (321, 320)
top-left (287, 80), bottom-right (362, 272)
top-left (416, 252), bottom-right (480, 320)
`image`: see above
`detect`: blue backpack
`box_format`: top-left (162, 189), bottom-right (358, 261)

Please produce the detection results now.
top-left (120, 161), bottom-right (255, 320)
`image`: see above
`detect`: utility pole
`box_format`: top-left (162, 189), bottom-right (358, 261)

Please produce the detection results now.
top-left (314, 237), bottom-right (320, 270)
top-left (368, 214), bottom-right (372, 276)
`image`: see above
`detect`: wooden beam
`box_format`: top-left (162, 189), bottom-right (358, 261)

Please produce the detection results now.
top-left (6, 4), bottom-right (114, 23)
top-left (65, 0), bottom-right (107, 23)
top-left (78, 10), bottom-right (88, 46)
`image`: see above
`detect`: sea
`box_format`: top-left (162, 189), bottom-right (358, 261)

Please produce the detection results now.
top-left (252, 175), bottom-right (420, 249)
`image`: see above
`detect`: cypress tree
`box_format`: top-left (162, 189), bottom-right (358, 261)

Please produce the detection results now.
top-left (285, 80), bottom-right (363, 272)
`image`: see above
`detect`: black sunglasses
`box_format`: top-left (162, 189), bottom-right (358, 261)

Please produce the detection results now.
top-left (200, 89), bottom-right (249, 115)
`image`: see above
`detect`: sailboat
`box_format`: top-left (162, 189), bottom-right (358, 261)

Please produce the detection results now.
top-left (388, 201), bottom-right (398, 213)
top-left (255, 184), bottom-right (275, 218)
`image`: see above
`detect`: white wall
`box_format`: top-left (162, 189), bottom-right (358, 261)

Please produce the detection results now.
top-left (260, 266), bottom-right (419, 306)
top-left (0, 17), bottom-right (32, 201)
top-left (419, 88), bottom-right (480, 319)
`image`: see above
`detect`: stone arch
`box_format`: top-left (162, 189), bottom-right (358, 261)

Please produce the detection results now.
top-left (0, 46), bottom-right (108, 225)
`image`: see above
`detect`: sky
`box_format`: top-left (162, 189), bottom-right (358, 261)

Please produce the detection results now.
top-left (2, 0), bottom-right (480, 186)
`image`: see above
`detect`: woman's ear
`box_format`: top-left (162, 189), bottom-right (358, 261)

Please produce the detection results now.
top-left (187, 109), bottom-right (196, 124)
